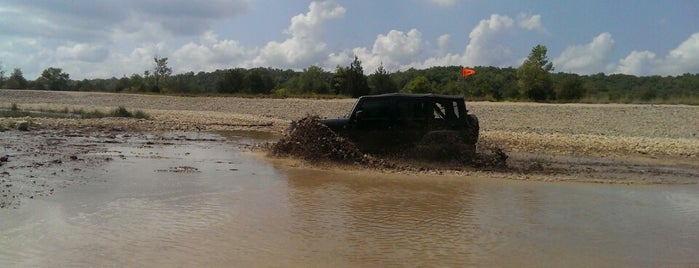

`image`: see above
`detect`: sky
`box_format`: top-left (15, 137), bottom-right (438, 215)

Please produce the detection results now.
top-left (0, 0), bottom-right (698, 80)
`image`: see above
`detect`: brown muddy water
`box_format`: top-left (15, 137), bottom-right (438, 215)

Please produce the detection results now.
top-left (1, 131), bottom-right (698, 267)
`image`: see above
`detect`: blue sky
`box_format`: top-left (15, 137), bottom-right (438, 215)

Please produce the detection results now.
top-left (0, 0), bottom-right (697, 79)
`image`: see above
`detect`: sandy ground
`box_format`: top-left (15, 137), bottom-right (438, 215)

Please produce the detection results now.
top-left (2, 89), bottom-right (699, 190)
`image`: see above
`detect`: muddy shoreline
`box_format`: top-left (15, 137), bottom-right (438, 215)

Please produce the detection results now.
top-left (2, 89), bottom-right (699, 208)
top-left (0, 128), bottom-right (249, 208)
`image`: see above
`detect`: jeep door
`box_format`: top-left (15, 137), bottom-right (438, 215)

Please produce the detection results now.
top-left (394, 98), bottom-right (430, 144)
top-left (349, 98), bottom-right (393, 151)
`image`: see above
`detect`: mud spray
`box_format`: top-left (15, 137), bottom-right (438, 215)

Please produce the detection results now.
top-left (270, 116), bottom-right (507, 171)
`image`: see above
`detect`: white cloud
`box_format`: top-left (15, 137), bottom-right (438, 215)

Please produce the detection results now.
top-left (56, 43), bottom-right (109, 63)
top-left (325, 47), bottom-right (381, 74)
top-left (615, 50), bottom-right (657, 75)
top-left (324, 28), bottom-right (428, 73)
top-left (247, 1), bottom-right (346, 68)
top-left (553, 32), bottom-right (615, 74)
top-left (419, 13), bottom-right (533, 68)
top-left (339, 13), bottom-right (549, 73)
top-left (414, 14), bottom-right (515, 68)
top-left (553, 32), bottom-right (699, 76)
top-left (464, 14), bottom-right (515, 66)
top-left (655, 33), bottom-right (699, 75)
top-left (614, 32), bottom-right (699, 76)
top-left (517, 13), bottom-right (548, 34)
top-left (99, 42), bottom-right (171, 78)
top-left (372, 29), bottom-right (424, 66)
top-left (172, 31), bottom-right (248, 73)
top-left (63, 43), bottom-right (170, 79)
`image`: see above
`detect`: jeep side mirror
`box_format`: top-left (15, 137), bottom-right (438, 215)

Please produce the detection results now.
top-left (355, 110), bottom-right (364, 120)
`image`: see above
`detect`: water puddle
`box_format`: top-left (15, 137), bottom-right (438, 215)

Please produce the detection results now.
top-left (1, 131), bottom-right (698, 267)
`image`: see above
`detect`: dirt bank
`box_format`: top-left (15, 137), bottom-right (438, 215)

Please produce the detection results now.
top-left (2, 89), bottom-right (699, 186)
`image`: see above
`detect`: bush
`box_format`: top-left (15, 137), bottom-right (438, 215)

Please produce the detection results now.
top-left (111, 106), bottom-right (133, 117)
top-left (133, 110), bottom-right (150, 119)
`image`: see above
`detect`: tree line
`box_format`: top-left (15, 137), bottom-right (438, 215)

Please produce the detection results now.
top-left (1, 46), bottom-right (698, 104)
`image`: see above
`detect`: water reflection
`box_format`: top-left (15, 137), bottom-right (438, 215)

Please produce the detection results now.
top-left (285, 169), bottom-right (481, 266)
top-left (282, 168), bottom-right (699, 267)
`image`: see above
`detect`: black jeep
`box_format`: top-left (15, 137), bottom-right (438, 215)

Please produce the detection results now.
top-left (320, 93), bottom-right (479, 154)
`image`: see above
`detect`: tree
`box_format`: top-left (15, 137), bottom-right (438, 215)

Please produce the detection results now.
top-left (517, 44), bottom-right (555, 101)
top-left (368, 63), bottom-right (397, 94)
top-left (0, 63), bottom-right (5, 88)
top-left (403, 76), bottom-right (432, 93)
top-left (128, 73), bottom-right (147, 92)
top-left (4, 68), bottom-right (28, 89)
top-left (247, 68), bottom-right (275, 94)
top-left (333, 56), bottom-right (369, 97)
top-left (152, 56), bottom-right (172, 92)
top-left (556, 74), bottom-right (585, 101)
top-left (37, 67), bottom-right (70, 90)
top-left (332, 66), bottom-right (348, 95)
top-left (168, 72), bottom-right (200, 93)
top-left (297, 65), bottom-right (330, 94)
top-left (218, 68), bottom-right (246, 94)
top-left (114, 76), bottom-right (130, 92)
top-left (349, 56), bottom-right (370, 97)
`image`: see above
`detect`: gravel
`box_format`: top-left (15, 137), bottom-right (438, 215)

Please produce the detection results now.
top-left (2, 89), bottom-right (698, 159)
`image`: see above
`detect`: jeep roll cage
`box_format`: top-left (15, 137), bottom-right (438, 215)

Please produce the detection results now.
top-left (347, 93), bottom-right (471, 121)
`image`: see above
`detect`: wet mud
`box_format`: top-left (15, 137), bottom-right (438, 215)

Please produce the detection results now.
top-left (0, 129), bottom-right (240, 209)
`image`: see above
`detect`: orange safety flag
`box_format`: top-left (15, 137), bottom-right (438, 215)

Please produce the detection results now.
top-left (462, 67), bottom-right (476, 77)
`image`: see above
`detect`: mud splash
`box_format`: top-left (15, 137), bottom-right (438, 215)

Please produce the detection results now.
top-left (271, 116), bottom-right (363, 163)
top-left (270, 116), bottom-right (508, 171)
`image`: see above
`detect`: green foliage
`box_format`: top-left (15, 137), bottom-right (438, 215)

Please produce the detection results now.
top-left (216, 68), bottom-right (277, 95)
top-left (247, 68), bottom-right (275, 94)
top-left (167, 72), bottom-right (201, 94)
top-left (218, 68), bottom-right (246, 93)
top-left (152, 57), bottom-right (172, 93)
top-left (333, 56), bottom-right (369, 97)
top-left (403, 76), bottom-right (432, 93)
top-left (111, 106), bottom-right (132, 117)
top-left (37, 67), bottom-right (70, 90)
top-left (105, 106), bottom-right (148, 119)
top-left (368, 63), bottom-right (397, 94)
top-left (295, 65), bottom-right (331, 94)
top-left (132, 110), bottom-right (150, 119)
top-left (0, 64), bottom-right (4, 88)
top-left (555, 74), bottom-right (585, 101)
top-left (518, 45), bottom-right (555, 101)
top-left (128, 73), bottom-right (148, 92)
